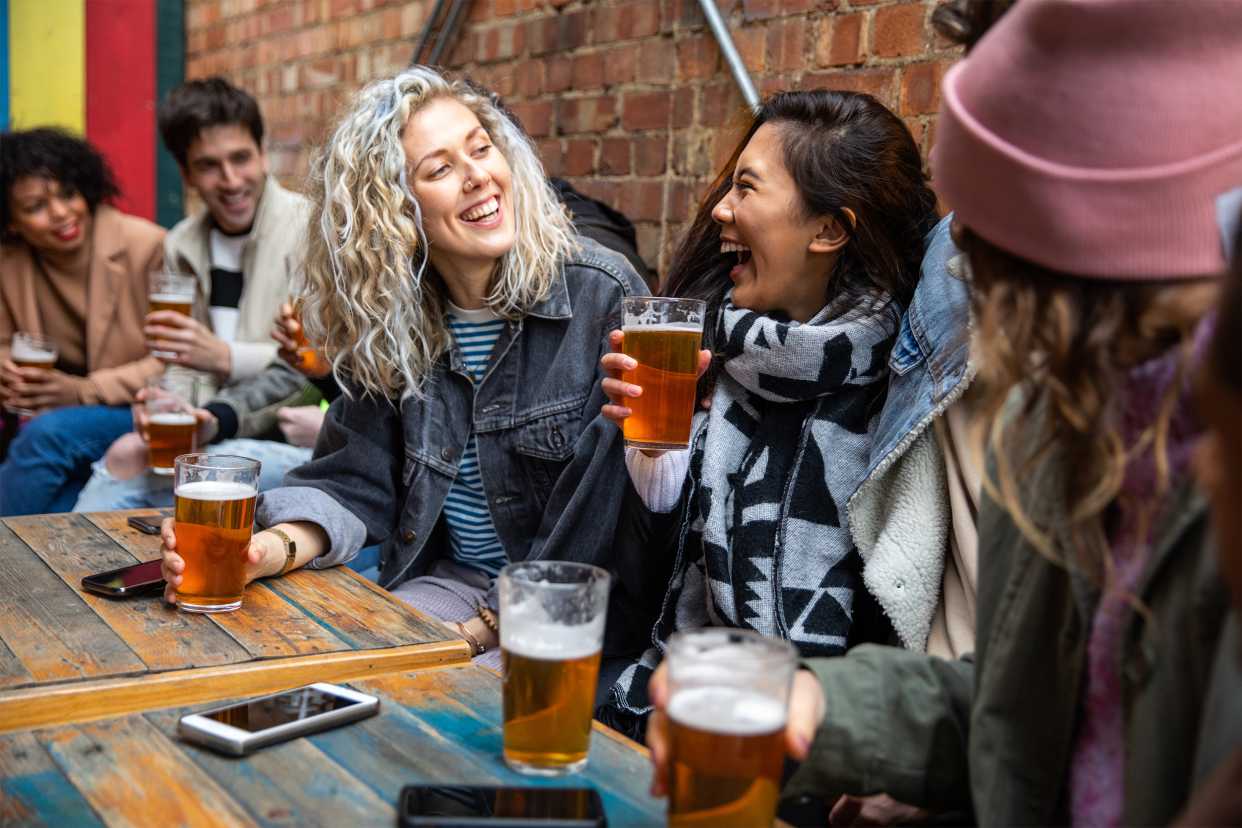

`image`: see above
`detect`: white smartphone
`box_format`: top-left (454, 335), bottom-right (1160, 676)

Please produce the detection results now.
top-left (177, 683), bottom-right (379, 756)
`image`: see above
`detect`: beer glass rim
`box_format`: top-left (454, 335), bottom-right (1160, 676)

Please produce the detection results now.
top-left (500, 560), bottom-right (608, 586)
top-left (621, 296), bottom-right (707, 311)
top-left (666, 628), bottom-right (799, 663)
top-left (173, 453), bottom-right (261, 472)
top-left (12, 331), bottom-right (56, 347)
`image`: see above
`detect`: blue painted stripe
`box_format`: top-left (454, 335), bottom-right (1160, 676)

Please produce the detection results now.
top-left (1, 770), bottom-right (106, 828)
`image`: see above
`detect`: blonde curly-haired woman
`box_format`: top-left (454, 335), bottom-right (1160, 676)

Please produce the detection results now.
top-left (156, 67), bottom-right (646, 666)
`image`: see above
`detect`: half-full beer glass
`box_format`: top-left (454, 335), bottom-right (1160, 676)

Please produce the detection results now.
top-left (173, 454), bottom-right (259, 613)
top-left (665, 629), bottom-right (798, 828)
top-left (621, 297), bottom-right (706, 451)
top-left (499, 561), bottom-right (610, 777)
top-left (6, 332), bottom-right (58, 416)
top-left (289, 296), bottom-right (318, 372)
top-left (148, 271), bottom-right (197, 358)
top-left (146, 374), bottom-right (198, 474)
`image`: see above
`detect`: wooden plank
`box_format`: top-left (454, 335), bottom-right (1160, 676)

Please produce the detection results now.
top-left (353, 668), bottom-right (664, 827)
top-left (39, 716), bottom-right (260, 828)
top-left (0, 631), bottom-right (35, 690)
top-left (86, 511), bottom-right (359, 660)
top-left (264, 567), bottom-right (452, 650)
top-left (0, 640), bottom-right (470, 733)
top-left (82, 509), bottom-right (169, 561)
top-left (7, 513), bottom-right (252, 673)
top-left (143, 708), bottom-right (395, 828)
top-left (0, 520), bottom-right (146, 685)
top-left (0, 731), bottom-right (105, 828)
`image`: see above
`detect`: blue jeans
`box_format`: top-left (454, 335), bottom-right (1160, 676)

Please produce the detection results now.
top-left (0, 406), bottom-right (135, 516)
top-left (72, 438), bottom-right (313, 512)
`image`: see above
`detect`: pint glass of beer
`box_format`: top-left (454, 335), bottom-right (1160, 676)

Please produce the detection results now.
top-left (148, 271), bottom-right (197, 358)
top-left (664, 629), bottom-right (799, 828)
top-left (146, 374), bottom-right (198, 474)
top-left (173, 454), bottom-right (260, 613)
top-left (499, 561), bottom-right (610, 777)
top-left (620, 297), bottom-right (706, 451)
top-left (6, 332), bottom-right (58, 416)
top-left (289, 297), bottom-right (318, 372)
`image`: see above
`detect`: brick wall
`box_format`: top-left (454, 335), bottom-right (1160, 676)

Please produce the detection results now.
top-left (185, 0), bottom-right (960, 276)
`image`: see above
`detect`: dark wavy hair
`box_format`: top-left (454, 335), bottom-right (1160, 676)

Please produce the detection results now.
top-left (158, 77), bottom-right (264, 168)
top-left (0, 128), bottom-right (120, 245)
top-left (664, 89), bottom-right (940, 400)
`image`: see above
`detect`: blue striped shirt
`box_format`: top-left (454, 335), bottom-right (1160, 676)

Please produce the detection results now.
top-left (444, 303), bottom-right (508, 576)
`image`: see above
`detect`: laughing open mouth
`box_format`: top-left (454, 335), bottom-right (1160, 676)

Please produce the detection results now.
top-left (721, 241), bottom-right (752, 267)
top-left (461, 197), bottom-right (499, 223)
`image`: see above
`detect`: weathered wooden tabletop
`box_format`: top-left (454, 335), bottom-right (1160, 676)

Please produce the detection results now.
top-left (0, 664), bottom-right (667, 828)
top-left (0, 510), bottom-right (470, 733)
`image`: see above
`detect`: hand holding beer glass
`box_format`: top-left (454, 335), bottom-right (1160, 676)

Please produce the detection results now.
top-left (147, 272), bottom-right (197, 359)
top-left (601, 298), bottom-right (711, 453)
top-left (3, 332), bottom-right (58, 417)
top-left (144, 374), bottom-right (199, 474)
top-left (499, 561), bottom-right (610, 777)
top-left (165, 455), bottom-right (260, 613)
top-left (655, 629), bottom-right (799, 828)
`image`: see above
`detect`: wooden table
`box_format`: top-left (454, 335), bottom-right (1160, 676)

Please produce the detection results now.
top-left (0, 664), bottom-right (667, 828)
top-left (0, 510), bottom-right (470, 733)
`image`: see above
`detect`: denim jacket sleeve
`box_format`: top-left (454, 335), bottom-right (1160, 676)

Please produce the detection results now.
top-left (255, 380), bottom-right (404, 565)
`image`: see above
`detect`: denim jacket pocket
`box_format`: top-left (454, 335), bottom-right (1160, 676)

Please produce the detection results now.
top-left (513, 409), bottom-right (581, 503)
top-left (888, 314), bottom-right (926, 377)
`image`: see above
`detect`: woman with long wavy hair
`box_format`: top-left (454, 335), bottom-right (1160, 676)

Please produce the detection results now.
top-left (642, 3), bottom-right (1242, 825)
top-left (156, 67), bottom-right (646, 666)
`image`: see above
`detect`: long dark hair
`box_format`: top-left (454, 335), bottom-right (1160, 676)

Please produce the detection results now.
top-left (0, 128), bottom-right (120, 245)
top-left (664, 89), bottom-right (940, 399)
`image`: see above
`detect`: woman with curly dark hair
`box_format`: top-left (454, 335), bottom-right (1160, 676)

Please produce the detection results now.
top-left (0, 128), bottom-right (166, 514)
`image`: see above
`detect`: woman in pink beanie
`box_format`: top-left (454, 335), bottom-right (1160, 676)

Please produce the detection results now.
top-left (641, 1), bottom-right (1242, 825)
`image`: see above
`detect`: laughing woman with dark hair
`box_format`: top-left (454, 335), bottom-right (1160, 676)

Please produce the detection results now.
top-left (595, 89), bottom-right (940, 734)
top-left (0, 128), bottom-right (165, 514)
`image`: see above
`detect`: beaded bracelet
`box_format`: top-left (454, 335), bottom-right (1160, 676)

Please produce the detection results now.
top-left (476, 604), bottom-right (499, 634)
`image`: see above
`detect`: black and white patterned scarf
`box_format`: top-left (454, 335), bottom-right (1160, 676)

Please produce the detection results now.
top-left (606, 293), bottom-right (897, 718)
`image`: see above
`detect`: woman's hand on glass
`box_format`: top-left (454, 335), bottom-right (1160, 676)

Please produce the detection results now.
top-left (272, 301), bottom-right (331, 379)
top-left (158, 518), bottom-right (278, 606)
top-left (644, 659), bottom-right (826, 798)
top-left (1, 362), bottom-right (80, 412)
top-left (600, 330), bottom-right (713, 451)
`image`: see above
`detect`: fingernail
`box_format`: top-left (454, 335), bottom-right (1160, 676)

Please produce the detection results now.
top-left (625, 359), bottom-right (636, 369)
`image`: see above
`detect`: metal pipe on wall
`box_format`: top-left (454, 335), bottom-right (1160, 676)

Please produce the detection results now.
top-left (696, 0), bottom-right (758, 109)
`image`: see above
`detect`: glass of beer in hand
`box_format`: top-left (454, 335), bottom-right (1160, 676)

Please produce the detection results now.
top-left (664, 629), bottom-right (799, 828)
top-left (621, 297), bottom-right (706, 451)
top-left (145, 374), bottom-right (198, 474)
top-left (499, 561), bottom-right (610, 777)
top-left (173, 454), bottom-right (260, 613)
top-left (148, 271), bottom-right (197, 358)
top-left (6, 332), bottom-right (58, 416)
top-left (289, 296), bottom-right (318, 372)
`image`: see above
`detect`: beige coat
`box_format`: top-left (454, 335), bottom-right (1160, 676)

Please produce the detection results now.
top-left (0, 205), bottom-right (166, 406)
top-left (163, 175), bottom-right (310, 399)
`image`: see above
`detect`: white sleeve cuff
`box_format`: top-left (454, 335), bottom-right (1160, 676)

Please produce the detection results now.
top-left (625, 446), bottom-right (691, 513)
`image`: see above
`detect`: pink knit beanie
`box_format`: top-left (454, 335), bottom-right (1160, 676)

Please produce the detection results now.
top-left (931, 0), bottom-right (1242, 280)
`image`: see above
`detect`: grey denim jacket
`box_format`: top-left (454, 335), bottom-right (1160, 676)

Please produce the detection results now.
top-left (256, 238), bottom-right (647, 597)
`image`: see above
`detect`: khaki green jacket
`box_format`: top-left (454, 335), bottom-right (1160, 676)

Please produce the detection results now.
top-left (787, 435), bottom-right (1229, 826)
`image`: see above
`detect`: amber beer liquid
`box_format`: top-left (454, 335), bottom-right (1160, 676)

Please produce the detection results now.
top-left (7, 334), bottom-right (58, 416)
top-left (173, 481), bottom-right (257, 613)
top-left (621, 325), bottom-right (702, 450)
top-left (290, 299), bottom-right (318, 372)
top-left (666, 687), bottom-right (788, 828)
top-left (501, 622), bottom-right (602, 774)
top-left (148, 412), bottom-right (197, 474)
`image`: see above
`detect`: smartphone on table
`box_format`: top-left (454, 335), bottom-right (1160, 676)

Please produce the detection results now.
top-left (177, 683), bottom-right (379, 756)
top-left (126, 514), bottom-right (165, 535)
top-left (81, 559), bottom-right (166, 596)
top-left (398, 785), bottom-right (607, 827)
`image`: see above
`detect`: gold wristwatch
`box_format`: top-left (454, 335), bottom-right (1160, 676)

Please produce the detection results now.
top-left (267, 528), bottom-right (297, 576)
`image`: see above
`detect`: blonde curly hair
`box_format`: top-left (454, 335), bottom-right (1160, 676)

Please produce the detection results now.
top-left (298, 66), bottom-right (574, 401)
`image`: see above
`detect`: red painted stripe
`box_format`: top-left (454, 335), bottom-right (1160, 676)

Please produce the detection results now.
top-left (86, 0), bottom-right (157, 221)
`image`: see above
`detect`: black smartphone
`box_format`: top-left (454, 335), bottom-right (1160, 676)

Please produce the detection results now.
top-left (126, 514), bottom-right (164, 535)
top-left (398, 786), bottom-right (606, 828)
top-left (81, 559), bottom-right (166, 596)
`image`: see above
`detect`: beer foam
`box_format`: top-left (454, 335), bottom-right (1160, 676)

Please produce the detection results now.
top-left (621, 323), bottom-right (702, 333)
top-left (10, 340), bottom-right (54, 362)
top-left (667, 687), bottom-right (787, 736)
top-left (149, 412), bottom-right (197, 426)
top-left (174, 480), bottom-right (257, 501)
top-left (501, 617), bottom-right (605, 661)
top-left (149, 293), bottom-right (193, 303)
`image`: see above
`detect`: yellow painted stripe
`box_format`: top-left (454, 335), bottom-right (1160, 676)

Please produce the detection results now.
top-left (9, 0), bottom-right (85, 133)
